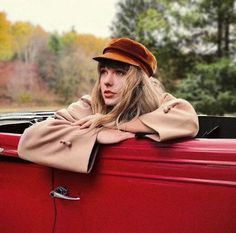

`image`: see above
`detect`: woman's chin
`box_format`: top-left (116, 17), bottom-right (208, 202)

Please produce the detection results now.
top-left (104, 98), bottom-right (119, 107)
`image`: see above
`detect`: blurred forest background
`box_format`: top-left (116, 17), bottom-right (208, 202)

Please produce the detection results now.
top-left (0, 0), bottom-right (236, 115)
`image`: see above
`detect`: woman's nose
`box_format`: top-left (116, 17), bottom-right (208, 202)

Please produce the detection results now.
top-left (104, 72), bottom-right (114, 86)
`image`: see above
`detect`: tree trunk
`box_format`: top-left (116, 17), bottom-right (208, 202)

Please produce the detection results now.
top-left (224, 16), bottom-right (230, 57)
top-left (217, 3), bottom-right (223, 58)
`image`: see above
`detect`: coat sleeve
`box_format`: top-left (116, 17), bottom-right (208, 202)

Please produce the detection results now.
top-left (17, 117), bottom-right (98, 173)
top-left (17, 95), bottom-right (98, 173)
top-left (55, 95), bottom-right (93, 122)
top-left (138, 93), bottom-right (199, 142)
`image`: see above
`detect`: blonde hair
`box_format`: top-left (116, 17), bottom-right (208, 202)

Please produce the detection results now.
top-left (91, 64), bottom-right (164, 128)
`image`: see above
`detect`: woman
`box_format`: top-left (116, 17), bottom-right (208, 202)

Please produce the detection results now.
top-left (18, 38), bottom-right (199, 172)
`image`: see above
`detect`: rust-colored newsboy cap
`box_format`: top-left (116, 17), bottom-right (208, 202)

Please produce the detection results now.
top-left (93, 37), bottom-right (157, 77)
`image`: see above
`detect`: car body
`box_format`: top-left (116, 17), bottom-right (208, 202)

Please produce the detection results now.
top-left (0, 113), bottom-right (236, 233)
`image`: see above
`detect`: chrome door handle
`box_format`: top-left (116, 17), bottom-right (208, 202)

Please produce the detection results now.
top-left (50, 186), bottom-right (80, 201)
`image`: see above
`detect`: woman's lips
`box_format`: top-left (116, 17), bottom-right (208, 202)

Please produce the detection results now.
top-left (104, 90), bottom-right (116, 98)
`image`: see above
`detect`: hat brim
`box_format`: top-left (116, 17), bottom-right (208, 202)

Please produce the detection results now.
top-left (93, 52), bottom-right (139, 67)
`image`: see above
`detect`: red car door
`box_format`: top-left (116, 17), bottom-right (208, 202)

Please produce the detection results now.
top-left (1, 112), bottom-right (236, 233)
top-left (0, 133), bottom-right (55, 233)
top-left (51, 138), bottom-right (236, 233)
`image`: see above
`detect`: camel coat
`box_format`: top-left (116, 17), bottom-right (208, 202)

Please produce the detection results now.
top-left (17, 93), bottom-right (199, 173)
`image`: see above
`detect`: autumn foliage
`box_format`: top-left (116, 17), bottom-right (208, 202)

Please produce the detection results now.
top-left (0, 12), bottom-right (109, 109)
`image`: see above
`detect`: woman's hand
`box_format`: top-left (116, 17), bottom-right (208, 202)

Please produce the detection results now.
top-left (72, 113), bottom-right (103, 129)
top-left (97, 128), bottom-right (135, 144)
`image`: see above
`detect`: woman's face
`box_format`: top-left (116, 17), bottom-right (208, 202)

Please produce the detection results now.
top-left (99, 65), bottom-right (127, 106)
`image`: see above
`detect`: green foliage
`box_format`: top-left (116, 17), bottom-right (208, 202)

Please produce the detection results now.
top-left (176, 58), bottom-right (236, 115)
top-left (137, 8), bottom-right (168, 46)
top-left (111, 0), bottom-right (236, 115)
top-left (111, 0), bottom-right (182, 89)
top-left (62, 31), bottom-right (77, 48)
top-left (48, 33), bottom-right (63, 54)
top-left (110, 0), bottom-right (160, 39)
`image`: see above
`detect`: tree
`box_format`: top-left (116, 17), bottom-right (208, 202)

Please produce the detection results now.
top-left (0, 12), bottom-right (14, 61)
top-left (175, 0), bottom-right (236, 115)
top-left (37, 32), bottom-right (107, 103)
top-left (111, 0), bottom-right (236, 115)
top-left (48, 33), bottom-right (63, 54)
top-left (177, 58), bottom-right (236, 115)
top-left (75, 34), bottom-right (107, 55)
top-left (174, 0), bottom-right (236, 58)
top-left (61, 31), bottom-right (77, 49)
top-left (110, 0), bottom-right (193, 90)
top-left (111, 0), bottom-right (236, 59)
top-left (110, 0), bottom-right (160, 39)
top-left (11, 21), bottom-right (35, 62)
top-left (57, 33), bottom-right (108, 102)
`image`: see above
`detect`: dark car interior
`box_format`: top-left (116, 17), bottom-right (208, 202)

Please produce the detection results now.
top-left (0, 112), bottom-right (54, 134)
top-left (0, 113), bottom-right (236, 139)
top-left (196, 115), bottom-right (236, 139)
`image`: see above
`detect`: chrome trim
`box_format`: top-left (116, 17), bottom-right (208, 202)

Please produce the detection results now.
top-left (50, 186), bottom-right (80, 201)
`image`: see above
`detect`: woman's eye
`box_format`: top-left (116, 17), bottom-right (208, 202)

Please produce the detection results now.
top-left (100, 69), bottom-right (107, 75)
top-left (116, 70), bottom-right (126, 76)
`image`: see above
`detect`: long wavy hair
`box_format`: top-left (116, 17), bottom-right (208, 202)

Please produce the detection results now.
top-left (91, 60), bottom-right (164, 128)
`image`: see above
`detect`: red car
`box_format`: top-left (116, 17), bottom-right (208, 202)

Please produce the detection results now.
top-left (0, 112), bottom-right (236, 233)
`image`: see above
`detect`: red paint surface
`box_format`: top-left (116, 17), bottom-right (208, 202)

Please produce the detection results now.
top-left (0, 133), bottom-right (20, 157)
top-left (1, 133), bottom-right (236, 233)
top-left (0, 162), bottom-right (54, 233)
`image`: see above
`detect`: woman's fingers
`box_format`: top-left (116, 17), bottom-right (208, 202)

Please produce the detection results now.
top-left (78, 116), bottom-right (93, 125)
top-left (119, 131), bottom-right (135, 140)
top-left (79, 120), bottom-right (93, 129)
